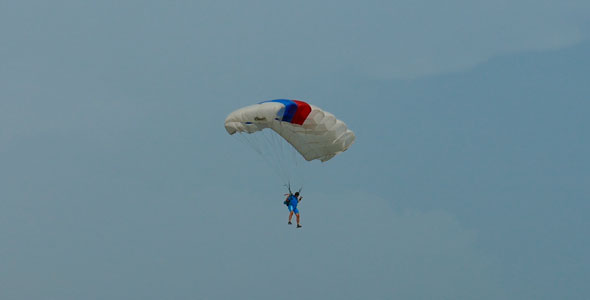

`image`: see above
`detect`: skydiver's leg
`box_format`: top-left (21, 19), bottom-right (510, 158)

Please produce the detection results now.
top-left (288, 211), bottom-right (293, 224)
top-left (296, 213), bottom-right (300, 225)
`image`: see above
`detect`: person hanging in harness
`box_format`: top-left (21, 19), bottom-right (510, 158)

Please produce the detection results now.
top-left (284, 191), bottom-right (303, 228)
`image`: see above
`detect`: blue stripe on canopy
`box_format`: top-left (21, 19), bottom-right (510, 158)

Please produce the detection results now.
top-left (260, 99), bottom-right (297, 122)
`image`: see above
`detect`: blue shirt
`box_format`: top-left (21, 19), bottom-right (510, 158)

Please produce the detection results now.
top-left (288, 195), bottom-right (298, 206)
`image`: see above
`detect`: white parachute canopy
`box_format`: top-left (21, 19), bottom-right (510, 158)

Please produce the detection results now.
top-left (225, 99), bottom-right (355, 185)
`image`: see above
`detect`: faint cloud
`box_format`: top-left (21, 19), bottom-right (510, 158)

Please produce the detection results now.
top-left (193, 0), bottom-right (590, 79)
top-left (189, 187), bottom-right (505, 299)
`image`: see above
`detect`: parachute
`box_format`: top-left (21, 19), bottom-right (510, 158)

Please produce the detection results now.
top-left (225, 99), bottom-right (355, 186)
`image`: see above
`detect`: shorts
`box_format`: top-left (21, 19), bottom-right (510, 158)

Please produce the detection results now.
top-left (288, 204), bottom-right (299, 214)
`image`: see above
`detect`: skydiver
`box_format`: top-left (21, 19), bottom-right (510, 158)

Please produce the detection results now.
top-left (284, 192), bottom-right (303, 228)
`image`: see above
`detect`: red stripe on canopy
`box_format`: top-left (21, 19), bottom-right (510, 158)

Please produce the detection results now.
top-left (291, 100), bottom-right (312, 125)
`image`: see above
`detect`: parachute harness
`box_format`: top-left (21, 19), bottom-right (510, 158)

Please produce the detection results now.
top-left (285, 182), bottom-right (303, 198)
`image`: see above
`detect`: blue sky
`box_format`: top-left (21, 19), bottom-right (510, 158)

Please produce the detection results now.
top-left (1, 1), bottom-right (589, 299)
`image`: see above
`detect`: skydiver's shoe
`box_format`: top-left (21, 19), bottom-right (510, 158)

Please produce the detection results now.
top-left (297, 224), bottom-right (302, 228)
top-left (288, 222), bottom-right (292, 225)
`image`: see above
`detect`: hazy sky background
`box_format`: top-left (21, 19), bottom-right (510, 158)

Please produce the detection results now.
top-left (1, 1), bottom-right (589, 299)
